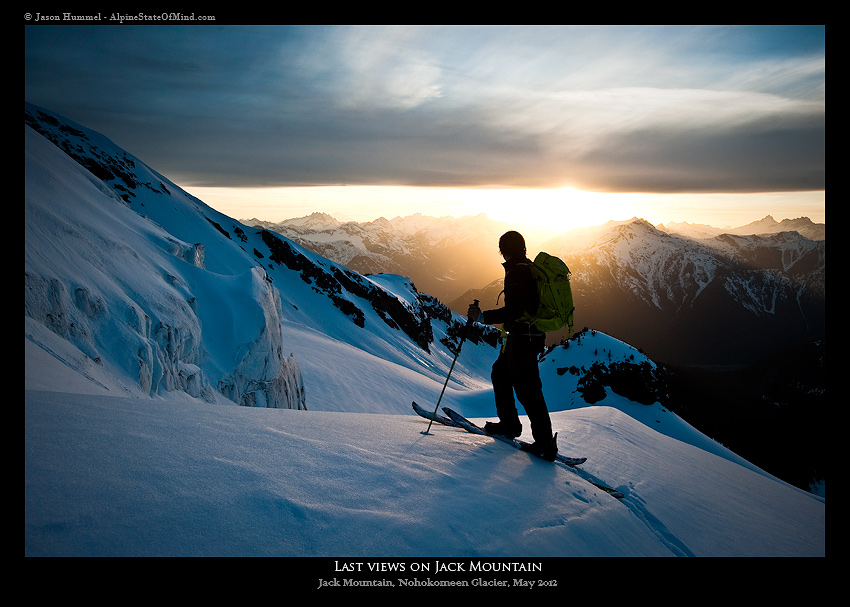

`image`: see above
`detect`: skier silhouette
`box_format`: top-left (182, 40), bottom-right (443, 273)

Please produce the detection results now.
top-left (467, 231), bottom-right (557, 461)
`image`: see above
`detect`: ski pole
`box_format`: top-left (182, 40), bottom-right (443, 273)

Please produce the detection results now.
top-left (422, 300), bottom-right (479, 435)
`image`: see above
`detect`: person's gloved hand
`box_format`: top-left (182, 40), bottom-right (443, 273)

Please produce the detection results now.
top-left (467, 301), bottom-right (482, 322)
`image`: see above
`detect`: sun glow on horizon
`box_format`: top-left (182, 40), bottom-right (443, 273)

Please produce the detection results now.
top-left (184, 184), bottom-right (825, 238)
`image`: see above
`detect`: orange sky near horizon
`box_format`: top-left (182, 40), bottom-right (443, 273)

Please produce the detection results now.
top-left (186, 184), bottom-right (826, 239)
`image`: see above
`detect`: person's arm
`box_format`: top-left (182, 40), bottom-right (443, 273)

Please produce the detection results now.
top-left (480, 264), bottom-right (536, 325)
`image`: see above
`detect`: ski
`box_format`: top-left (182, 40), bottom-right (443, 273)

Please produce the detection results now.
top-left (412, 401), bottom-right (587, 464)
top-left (412, 401), bottom-right (461, 429)
top-left (445, 407), bottom-right (588, 466)
top-left (412, 402), bottom-right (625, 499)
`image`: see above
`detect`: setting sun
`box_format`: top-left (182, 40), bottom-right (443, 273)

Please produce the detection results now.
top-left (184, 185), bottom-right (633, 236)
top-left (486, 188), bottom-right (637, 231)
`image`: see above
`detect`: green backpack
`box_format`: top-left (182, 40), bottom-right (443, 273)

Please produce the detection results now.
top-left (517, 252), bottom-right (575, 337)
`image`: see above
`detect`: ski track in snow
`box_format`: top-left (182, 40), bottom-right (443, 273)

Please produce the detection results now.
top-left (619, 493), bottom-right (695, 557)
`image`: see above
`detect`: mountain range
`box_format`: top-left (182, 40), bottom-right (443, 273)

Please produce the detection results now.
top-left (249, 212), bottom-right (824, 368)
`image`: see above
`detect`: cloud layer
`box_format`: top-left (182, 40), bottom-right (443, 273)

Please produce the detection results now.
top-left (24, 25), bottom-right (825, 193)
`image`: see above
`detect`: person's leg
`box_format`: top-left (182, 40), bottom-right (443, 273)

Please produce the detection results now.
top-left (488, 346), bottom-right (522, 436)
top-left (512, 336), bottom-right (555, 449)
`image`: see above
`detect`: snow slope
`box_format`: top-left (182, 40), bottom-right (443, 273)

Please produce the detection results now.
top-left (24, 105), bottom-right (824, 562)
top-left (24, 385), bottom-right (824, 559)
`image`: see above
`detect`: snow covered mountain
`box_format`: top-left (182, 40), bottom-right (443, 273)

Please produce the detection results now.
top-left (25, 102), bottom-right (499, 411)
top-left (555, 219), bottom-right (823, 366)
top-left (245, 212), bottom-right (511, 305)
top-left (24, 103), bottom-right (824, 559)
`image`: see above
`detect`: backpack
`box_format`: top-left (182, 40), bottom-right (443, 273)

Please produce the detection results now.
top-left (517, 252), bottom-right (575, 338)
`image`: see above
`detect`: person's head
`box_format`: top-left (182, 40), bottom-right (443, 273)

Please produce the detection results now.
top-left (499, 231), bottom-right (526, 259)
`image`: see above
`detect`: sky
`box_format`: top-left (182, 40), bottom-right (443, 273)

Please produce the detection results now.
top-left (24, 24), bottom-right (825, 234)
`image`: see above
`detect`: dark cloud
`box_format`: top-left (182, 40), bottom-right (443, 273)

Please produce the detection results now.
top-left (571, 114), bottom-right (826, 193)
top-left (25, 25), bottom-right (825, 193)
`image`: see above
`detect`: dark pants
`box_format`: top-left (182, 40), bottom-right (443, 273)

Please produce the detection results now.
top-left (491, 333), bottom-right (553, 444)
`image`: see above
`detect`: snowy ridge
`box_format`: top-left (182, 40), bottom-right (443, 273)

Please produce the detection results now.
top-left (245, 212), bottom-right (512, 303)
top-left (526, 217), bottom-right (825, 366)
top-left (547, 218), bottom-right (824, 316)
top-left (571, 220), bottom-right (720, 311)
top-left (25, 102), bottom-right (499, 410)
top-left (24, 109), bottom-right (307, 408)
top-left (25, 103), bottom-right (824, 559)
